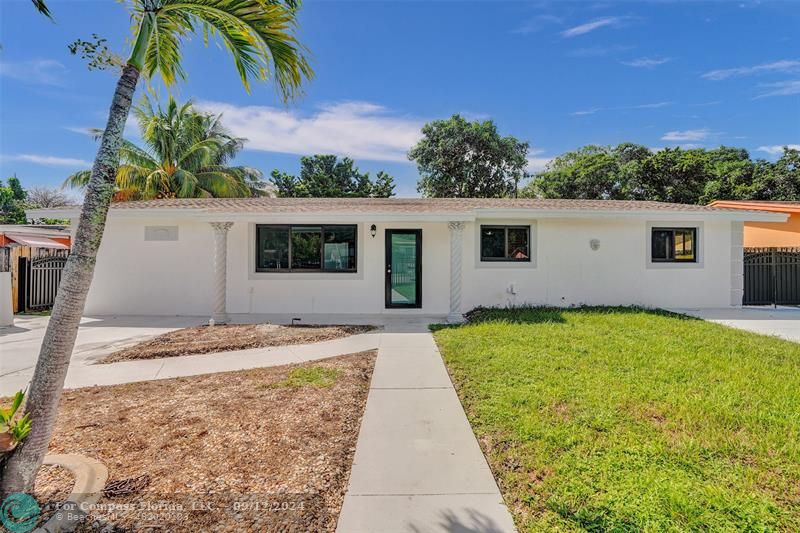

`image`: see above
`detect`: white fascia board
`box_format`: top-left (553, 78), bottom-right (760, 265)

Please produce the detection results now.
top-left (473, 208), bottom-right (788, 222)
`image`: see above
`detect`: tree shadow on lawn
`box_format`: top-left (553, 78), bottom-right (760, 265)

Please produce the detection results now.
top-left (429, 305), bottom-right (700, 331)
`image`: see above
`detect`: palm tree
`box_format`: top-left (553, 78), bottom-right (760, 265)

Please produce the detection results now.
top-left (65, 97), bottom-right (268, 200)
top-left (2, 0), bottom-right (311, 494)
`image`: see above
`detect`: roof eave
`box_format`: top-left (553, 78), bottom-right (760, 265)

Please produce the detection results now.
top-left (25, 206), bottom-right (788, 223)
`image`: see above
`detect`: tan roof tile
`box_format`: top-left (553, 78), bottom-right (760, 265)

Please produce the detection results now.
top-left (106, 197), bottom-right (742, 214)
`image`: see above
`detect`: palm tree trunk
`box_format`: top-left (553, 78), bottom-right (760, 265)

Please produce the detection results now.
top-left (1, 64), bottom-right (140, 495)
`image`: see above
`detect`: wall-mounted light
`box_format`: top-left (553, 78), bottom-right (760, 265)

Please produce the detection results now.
top-left (370, 224), bottom-right (377, 238)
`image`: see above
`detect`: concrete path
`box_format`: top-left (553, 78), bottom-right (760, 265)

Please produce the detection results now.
top-left (337, 328), bottom-right (517, 533)
top-left (670, 306), bottom-right (800, 343)
top-left (0, 314), bottom-right (443, 395)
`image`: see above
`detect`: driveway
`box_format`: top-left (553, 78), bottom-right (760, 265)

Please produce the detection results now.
top-left (1, 315), bottom-right (204, 396)
top-left (669, 306), bottom-right (800, 343)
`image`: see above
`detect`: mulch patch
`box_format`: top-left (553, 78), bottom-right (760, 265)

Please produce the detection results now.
top-left (31, 351), bottom-right (376, 532)
top-left (100, 324), bottom-right (375, 364)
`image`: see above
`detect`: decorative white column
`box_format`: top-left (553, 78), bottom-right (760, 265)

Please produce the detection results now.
top-left (210, 222), bottom-right (234, 324)
top-left (448, 221), bottom-right (466, 323)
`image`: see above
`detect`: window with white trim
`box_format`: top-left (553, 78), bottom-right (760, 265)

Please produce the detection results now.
top-left (651, 227), bottom-right (697, 263)
top-left (480, 225), bottom-right (530, 262)
top-left (256, 224), bottom-right (357, 272)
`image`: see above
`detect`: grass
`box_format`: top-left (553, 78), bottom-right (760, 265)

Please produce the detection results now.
top-left (268, 366), bottom-right (341, 388)
top-left (432, 307), bottom-right (800, 532)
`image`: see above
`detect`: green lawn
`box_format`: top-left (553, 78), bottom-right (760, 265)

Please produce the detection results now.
top-left (432, 307), bottom-right (800, 532)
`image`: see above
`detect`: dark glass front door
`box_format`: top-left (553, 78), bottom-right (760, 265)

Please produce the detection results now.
top-left (385, 229), bottom-right (422, 308)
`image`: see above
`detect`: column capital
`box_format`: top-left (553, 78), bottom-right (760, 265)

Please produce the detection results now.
top-left (448, 221), bottom-right (465, 232)
top-left (210, 221), bottom-right (234, 233)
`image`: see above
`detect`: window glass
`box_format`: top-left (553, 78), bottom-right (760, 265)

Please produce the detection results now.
top-left (651, 228), bottom-right (696, 262)
top-left (480, 227), bottom-right (506, 259)
top-left (256, 225), bottom-right (357, 272)
top-left (257, 226), bottom-right (289, 270)
top-left (480, 226), bottom-right (530, 262)
top-left (651, 230), bottom-right (670, 261)
top-left (674, 229), bottom-right (695, 261)
top-left (291, 226), bottom-right (322, 270)
top-left (507, 228), bottom-right (529, 260)
top-left (324, 226), bottom-right (356, 271)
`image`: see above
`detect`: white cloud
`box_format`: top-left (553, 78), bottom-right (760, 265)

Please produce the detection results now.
top-left (568, 44), bottom-right (634, 58)
top-left (661, 128), bottom-right (710, 142)
top-left (561, 17), bottom-right (622, 37)
top-left (0, 59), bottom-right (68, 86)
top-left (526, 157), bottom-right (551, 173)
top-left (754, 80), bottom-right (800, 98)
top-left (701, 59), bottom-right (800, 80)
top-left (195, 100), bottom-right (423, 162)
top-left (512, 14), bottom-right (562, 35)
top-left (621, 57), bottom-right (671, 68)
top-left (2, 154), bottom-right (91, 167)
top-left (633, 101), bottom-right (672, 109)
top-left (571, 108), bottom-right (600, 116)
top-left (756, 144), bottom-right (800, 156)
top-left (572, 101), bottom-right (673, 116)
top-left (526, 149), bottom-right (552, 173)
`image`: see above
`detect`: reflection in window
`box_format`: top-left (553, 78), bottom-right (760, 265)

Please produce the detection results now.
top-left (651, 228), bottom-right (697, 262)
top-left (480, 226), bottom-right (530, 262)
top-left (256, 225), bottom-right (357, 272)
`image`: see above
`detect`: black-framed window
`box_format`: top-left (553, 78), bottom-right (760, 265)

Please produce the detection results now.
top-left (480, 225), bottom-right (530, 262)
top-left (256, 224), bottom-right (357, 272)
top-left (651, 227), bottom-right (697, 263)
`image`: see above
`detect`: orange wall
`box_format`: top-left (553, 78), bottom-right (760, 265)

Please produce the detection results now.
top-left (745, 212), bottom-right (800, 247)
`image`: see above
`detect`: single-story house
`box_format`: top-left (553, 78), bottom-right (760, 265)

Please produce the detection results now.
top-left (710, 201), bottom-right (800, 247)
top-left (28, 198), bottom-right (787, 322)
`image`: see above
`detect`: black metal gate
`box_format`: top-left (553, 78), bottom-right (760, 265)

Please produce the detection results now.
top-left (24, 254), bottom-right (68, 311)
top-left (743, 247), bottom-right (800, 305)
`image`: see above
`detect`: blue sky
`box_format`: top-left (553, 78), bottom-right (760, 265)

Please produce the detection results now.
top-left (1, 0), bottom-right (798, 197)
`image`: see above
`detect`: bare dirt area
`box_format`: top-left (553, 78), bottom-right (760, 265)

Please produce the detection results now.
top-left (100, 323), bottom-right (376, 363)
top-left (30, 351), bottom-right (376, 532)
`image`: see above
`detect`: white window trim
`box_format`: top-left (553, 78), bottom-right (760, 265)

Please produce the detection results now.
top-left (474, 219), bottom-right (538, 269)
top-left (247, 222), bottom-right (365, 281)
top-left (645, 221), bottom-right (704, 269)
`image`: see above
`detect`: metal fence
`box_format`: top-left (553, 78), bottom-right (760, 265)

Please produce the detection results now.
top-left (743, 247), bottom-right (800, 306)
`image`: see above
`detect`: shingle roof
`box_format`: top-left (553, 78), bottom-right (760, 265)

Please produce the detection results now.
top-left (102, 197), bottom-right (746, 214)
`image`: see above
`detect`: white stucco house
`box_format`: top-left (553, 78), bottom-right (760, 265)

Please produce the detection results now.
top-left (29, 198), bottom-right (787, 322)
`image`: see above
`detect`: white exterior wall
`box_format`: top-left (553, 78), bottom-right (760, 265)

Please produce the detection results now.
top-left (462, 217), bottom-right (733, 310)
top-left (84, 214), bottom-right (736, 316)
top-left (85, 218), bottom-right (214, 315)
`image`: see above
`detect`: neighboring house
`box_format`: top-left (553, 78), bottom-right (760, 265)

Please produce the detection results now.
top-left (0, 225), bottom-right (71, 250)
top-left (28, 199), bottom-right (786, 321)
top-left (0, 225), bottom-right (71, 313)
top-left (710, 201), bottom-right (800, 247)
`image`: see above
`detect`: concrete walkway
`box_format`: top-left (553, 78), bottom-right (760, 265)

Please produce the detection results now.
top-left (670, 306), bottom-right (800, 343)
top-left (337, 328), bottom-right (516, 533)
top-left (0, 314), bottom-right (438, 395)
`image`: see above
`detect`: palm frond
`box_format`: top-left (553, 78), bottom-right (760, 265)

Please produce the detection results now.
top-left (31, 0), bottom-right (53, 19)
top-left (62, 169), bottom-right (92, 189)
top-left (158, 0), bottom-right (312, 98)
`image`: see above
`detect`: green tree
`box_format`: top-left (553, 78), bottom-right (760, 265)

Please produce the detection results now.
top-left (270, 155), bottom-right (396, 197)
top-left (3, 0), bottom-right (312, 495)
top-left (409, 114), bottom-right (529, 198)
top-left (522, 145), bottom-right (634, 200)
top-left (65, 97), bottom-right (267, 201)
top-left (751, 147), bottom-right (800, 201)
top-left (523, 143), bottom-right (799, 204)
top-left (0, 176), bottom-right (28, 224)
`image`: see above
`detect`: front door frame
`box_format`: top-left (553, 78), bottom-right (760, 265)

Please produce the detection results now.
top-left (385, 229), bottom-right (422, 309)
